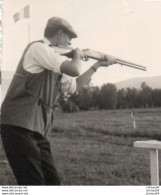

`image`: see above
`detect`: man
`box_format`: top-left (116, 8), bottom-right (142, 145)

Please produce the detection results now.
top-left (1, 17), bottom-right (115, 185)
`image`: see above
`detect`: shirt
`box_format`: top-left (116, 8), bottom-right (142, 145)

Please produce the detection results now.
top-left (23, 37), bottom-right (76, 93)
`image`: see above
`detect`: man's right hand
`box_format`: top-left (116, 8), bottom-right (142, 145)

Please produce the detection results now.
top-left (73, 48), bottom-right (88, 61)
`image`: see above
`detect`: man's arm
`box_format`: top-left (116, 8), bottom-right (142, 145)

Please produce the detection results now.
top-left (76, 59), bottom-right (115, 91)
top-left (24, 43), bottom-right (84, 77)
top-left (60, 48), bottom-right (84, 77)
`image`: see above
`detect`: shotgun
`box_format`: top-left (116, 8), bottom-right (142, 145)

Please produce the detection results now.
top-left (51, 45), bottom-right (146, 71)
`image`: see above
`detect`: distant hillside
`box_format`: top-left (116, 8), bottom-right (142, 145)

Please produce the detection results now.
top-left (115, 75), bottom-right (161, 89)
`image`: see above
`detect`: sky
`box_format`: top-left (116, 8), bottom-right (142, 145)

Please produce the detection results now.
top-left (2, 0), bottom-right (161, 86)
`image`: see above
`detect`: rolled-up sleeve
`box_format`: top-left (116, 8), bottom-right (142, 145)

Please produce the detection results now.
top-left (61, 74), bottom-right (77, 94)
top-left (24, 42), bottom-right (67, 73)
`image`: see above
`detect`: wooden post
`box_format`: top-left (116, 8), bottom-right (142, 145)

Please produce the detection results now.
top-left (134, 140), bottom-right (161, 186)
top-left (150, 149), bottom-right (159, 185)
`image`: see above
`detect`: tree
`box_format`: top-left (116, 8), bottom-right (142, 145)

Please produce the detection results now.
top-left (117, 88), bottom-right (128, 109)
top-left (125, 87), bottom-right (139, 108)
top-left (152, 89), bottom-right (161, 107)
top-left (99, 83), bottom-right (117, 109)
top-left (75, 86), bottom-right (93, 110)
top-left (59, 92), bottom-right (80, 112)
top-left (140, 82), bottom-right (153, 107)
top-left (91, 86), bottom-right (101, 109)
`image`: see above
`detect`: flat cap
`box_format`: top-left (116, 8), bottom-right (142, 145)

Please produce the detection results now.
top-left (46, 17), bottom-right (77, 38)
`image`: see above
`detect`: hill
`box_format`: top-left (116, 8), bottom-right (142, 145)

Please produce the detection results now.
top-left (115, 75), bottom-right (161, 89)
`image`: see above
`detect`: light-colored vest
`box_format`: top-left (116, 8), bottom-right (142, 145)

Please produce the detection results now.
top-left (1, 41), bottom-right (62, 136)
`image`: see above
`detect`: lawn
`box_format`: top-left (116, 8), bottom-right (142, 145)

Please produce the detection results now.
top-left (0, 108), bottom-right (161, 185)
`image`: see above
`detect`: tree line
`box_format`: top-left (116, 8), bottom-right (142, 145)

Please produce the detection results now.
top-left (59, 82), bottom-right (161, 112)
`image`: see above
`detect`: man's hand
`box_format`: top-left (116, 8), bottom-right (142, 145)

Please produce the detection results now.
top-left (99, 54), bottom-right (116, 66)
top-left (92, 55), bottom-right (116, 68)
top-left (91, 55), bottom-right (116, 71)
top-left (73, 48), bottom-right (88, 61)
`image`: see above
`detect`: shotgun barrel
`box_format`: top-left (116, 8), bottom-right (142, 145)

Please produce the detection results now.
top-left (51, 46), bottom-right (146, 71)
top-left (83, 49), bottom-right (146, 71)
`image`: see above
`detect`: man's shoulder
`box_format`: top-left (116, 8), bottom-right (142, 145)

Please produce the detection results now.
top-left (28, 40), bottom-right (47, 50)
top-left (30, 40), bottom-right (44, 46)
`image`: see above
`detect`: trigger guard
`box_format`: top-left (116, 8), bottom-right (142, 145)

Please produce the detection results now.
top-left (82, 57), bottom-right (89, 62)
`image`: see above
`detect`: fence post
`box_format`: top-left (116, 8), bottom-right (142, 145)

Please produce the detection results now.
top-left (150, 149), bottom-right (159, 185)
top-left (134, 140), bottom-right (161, 185)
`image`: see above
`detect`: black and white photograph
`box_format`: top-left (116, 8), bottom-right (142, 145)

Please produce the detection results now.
top-left (0, 0), bottom-right (161, 194)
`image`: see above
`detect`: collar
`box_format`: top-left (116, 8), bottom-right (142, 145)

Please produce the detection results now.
top-left (42, 37), bottom-right (52, 46)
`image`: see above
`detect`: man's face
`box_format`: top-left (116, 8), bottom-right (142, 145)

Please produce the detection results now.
top-left (58, 31), bottom-right (72, 47)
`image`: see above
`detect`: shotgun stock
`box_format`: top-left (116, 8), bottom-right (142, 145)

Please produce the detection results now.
top-left (51, 45), bottom-right (146, 71)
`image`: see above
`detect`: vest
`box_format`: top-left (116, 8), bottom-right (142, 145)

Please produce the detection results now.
top-left (1, 41), bottom-right (62, 136)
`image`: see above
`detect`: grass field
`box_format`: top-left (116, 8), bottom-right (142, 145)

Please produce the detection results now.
top-left (0, 108), bottom-right (161, 185)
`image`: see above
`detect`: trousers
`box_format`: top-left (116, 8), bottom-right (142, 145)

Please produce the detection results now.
top-left (1, 125), bottom-right (61, 185)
